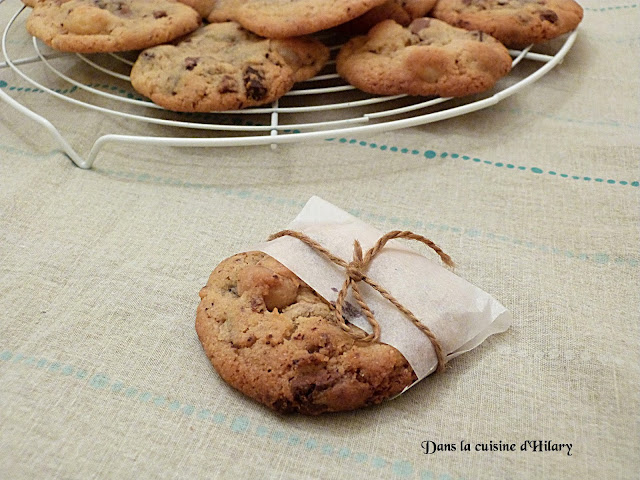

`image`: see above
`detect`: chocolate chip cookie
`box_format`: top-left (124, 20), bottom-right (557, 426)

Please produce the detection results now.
top-left (26, 0), bottom-right (201, 53)
top-left (205, 0), bottom-right (240, 23)
top-left (207, 0), bottom-right (390, 38)
top-left (176, 0), bottom-right (216, 18)
top-left (345, 0), bottom-right (438, 34)
top-left (431, 0), bottom-right (583, 47)
top-left (130, 22), bottom-right (329, 112)
top-left (195, 252), bottom-right (417, 415)
top-left (336, 18), bottom-right (512, 97)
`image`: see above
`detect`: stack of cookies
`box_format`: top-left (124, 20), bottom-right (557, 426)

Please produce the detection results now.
top-left (22, 0), bottom-right (583, 112)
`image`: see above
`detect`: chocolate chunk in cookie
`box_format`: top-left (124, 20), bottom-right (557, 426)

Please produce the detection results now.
top-left (196, 252), bottom-right (417, 415)
top-left (336, 18), bottom-right (512, 97)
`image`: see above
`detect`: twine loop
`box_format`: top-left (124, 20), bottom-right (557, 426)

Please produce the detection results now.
top-left (267, 229), bottom-right (454, 373)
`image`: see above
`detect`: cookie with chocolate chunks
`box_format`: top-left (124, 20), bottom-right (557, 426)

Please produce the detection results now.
top-left (196, 252), bottom-right (417, 415)
top-left (26, 0), bottom-right (201, 53)
top-left (130, 22), bottom-right (328, 112)
top-left (431, 0), bottom-right (583, 47)
top-left (336, 18), bottom-right (512, 97)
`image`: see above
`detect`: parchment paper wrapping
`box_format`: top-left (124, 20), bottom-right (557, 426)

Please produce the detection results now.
top-left (256, 196), bottom-right (512, 382)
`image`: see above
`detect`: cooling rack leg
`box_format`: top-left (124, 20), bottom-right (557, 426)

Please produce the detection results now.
top-left (270, 100), bottom-right (279, 150)
top-left (0, 84), bottom-right (92, 168)
top-left (1, 3), bottom-right (91, 168)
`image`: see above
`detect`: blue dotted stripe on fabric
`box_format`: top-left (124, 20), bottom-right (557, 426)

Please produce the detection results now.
top-left (0, 80), bottom-right (141, 99)
top-left (0, 350), bottom-right (453, 480)
top-left (583, 3), bottom-right (638, 11)
top-left (0, 140), bottom-right (636, 266)
top-left (0, 79), bottom-right (78, 95)
top-left (93, 168), bottom-right (640, 268)
top-left (325, 138), bottom-right (639, 187)
top-left (0, 143), bottom-right (61, 159)
top-left (84, 82), bottom-right (147, 102)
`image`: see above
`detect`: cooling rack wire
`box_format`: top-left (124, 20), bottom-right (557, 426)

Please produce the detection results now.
top-left (0, 0), bottom-right (578, 169)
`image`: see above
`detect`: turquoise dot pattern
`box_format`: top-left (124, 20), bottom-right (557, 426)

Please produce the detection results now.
top-left (325, 138), bottom-right (638, 188)
top-left (0, 348), bottom-right (459, 479)
top-left (583, 3), bottom-right (638, 11)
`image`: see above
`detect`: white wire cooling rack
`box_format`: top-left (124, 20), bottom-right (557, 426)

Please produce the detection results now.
top-left (0, 0), bottom-right (578, 169)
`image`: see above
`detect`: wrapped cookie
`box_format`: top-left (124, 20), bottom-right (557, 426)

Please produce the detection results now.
top-left (196, 197), bottom-right (511, 414)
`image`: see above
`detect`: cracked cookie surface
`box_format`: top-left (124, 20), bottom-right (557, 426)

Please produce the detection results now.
top-left (195, 251), bottom-right (416, 415)
top-left (26, 0), bottom-right (201, 53)
top-left (130, 22), bottom-right (328, 112)
top-left (337, 18), bottom-right (512, 97)
top-left (431, 0), bottom-right (583, 47)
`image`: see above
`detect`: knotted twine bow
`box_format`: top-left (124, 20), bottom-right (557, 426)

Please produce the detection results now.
top-left (267, 230), bottom-right (455, 373)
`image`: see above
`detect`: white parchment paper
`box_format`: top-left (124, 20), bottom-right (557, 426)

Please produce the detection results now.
top-left (256, 196), bottom-right (512, 381)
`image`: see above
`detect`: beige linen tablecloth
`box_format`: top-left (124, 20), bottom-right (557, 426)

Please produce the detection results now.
top-left (1, 0), bottom-right (638, 478)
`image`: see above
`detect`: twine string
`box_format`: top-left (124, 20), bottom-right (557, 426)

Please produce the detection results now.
top-left (267, 229), bottom-right (454, 373)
